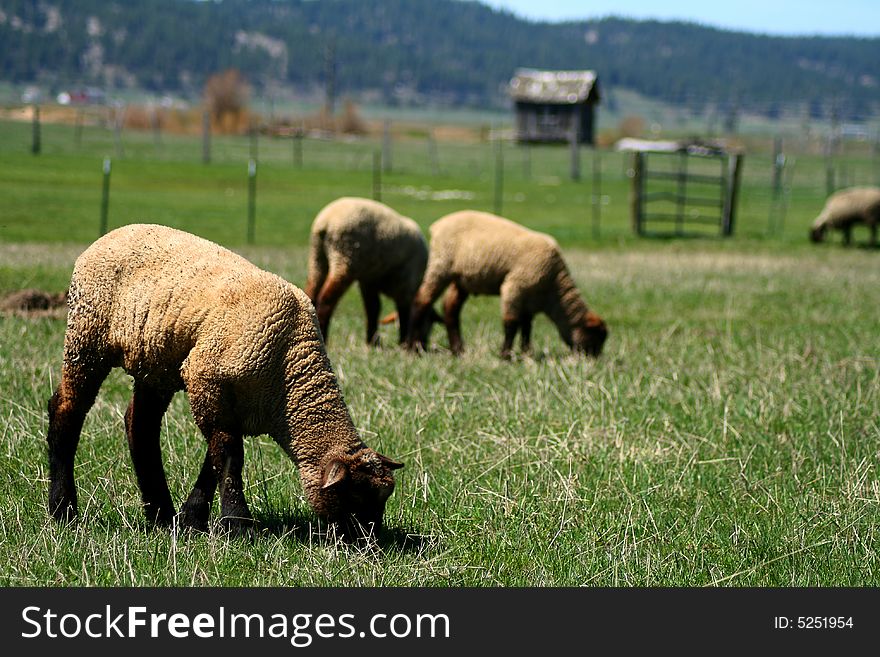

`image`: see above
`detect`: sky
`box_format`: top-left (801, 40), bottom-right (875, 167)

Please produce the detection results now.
top-left (480, 0), bottom-right (880, 37)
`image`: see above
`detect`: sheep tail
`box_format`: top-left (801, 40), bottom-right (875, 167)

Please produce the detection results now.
top-left (305, 228), bottom-right (329, 303)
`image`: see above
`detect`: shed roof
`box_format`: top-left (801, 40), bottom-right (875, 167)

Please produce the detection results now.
top-left (509, 68), bottom-right (600, 105)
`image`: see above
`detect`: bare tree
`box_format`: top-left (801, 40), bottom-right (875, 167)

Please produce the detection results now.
top-left (204, 69), bottom-right (250, 133)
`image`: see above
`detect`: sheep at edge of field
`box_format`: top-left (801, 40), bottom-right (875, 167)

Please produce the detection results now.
top-left (46, 224), bottom-right (403, 540)
top-left (406, 210), bottom-right (608, 359)
top-left (304, 196), bottom-right (430, 346)
top-left (809, 186), bottom-right (880, 246)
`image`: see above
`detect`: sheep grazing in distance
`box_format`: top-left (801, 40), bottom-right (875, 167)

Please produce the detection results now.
top-left (810, 186), bottom-right (880, 246)
top-left (407, 211), bottom-right (608, 359)
top-left (47, 224), bottom-right (403, 540)
top-left (305, 197), bottom-right (429, 345)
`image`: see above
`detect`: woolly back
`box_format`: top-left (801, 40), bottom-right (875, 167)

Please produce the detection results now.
top-left (311, 197), bottom-right (427, 281)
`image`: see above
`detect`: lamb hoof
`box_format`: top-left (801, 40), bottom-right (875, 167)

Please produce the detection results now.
top-left (144, 505), bottom-right (176, 528)
top-left (179, 503), bottom-right (210, 533)
top-left (221, 516), bottom-right (256, 540)
top-left (49, 497), bottom-right (77, 524)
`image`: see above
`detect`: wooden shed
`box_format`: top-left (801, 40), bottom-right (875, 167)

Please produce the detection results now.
top-left (509, 68), bottom-right (600, 145)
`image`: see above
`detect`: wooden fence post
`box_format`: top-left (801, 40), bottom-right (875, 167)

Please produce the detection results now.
top-left (100, 157), bottom-right (111, 236)
top-left (372, 150), bottom-right (382, 202)
top-left (723, 153), bottom-right (743, 236)
top-left (427, 129), bottom-right (439, 176)
top-left (247, 159), bottom-right (257, 244)
top-left (768, 137), bottom-right (787, 235)
top-left (631, 152), bottom-right (644, 235)
top-left (250, 122), bottom-right (259, 163)
top-left (74, 109), bottom-right (84, 149)
top-left (382, 119), bottom-right (392, 173)
top-left (293, 122), bottom-right (304, 168)
top-left (113, 104), bottom-right (125, 158)
top-left (493, 134), bottom-right (503, 215)
top-left (31, 105), bottom-right (41, 155)
top-left (569, 126), bottom-right (580, 182)
top-left (202, 110), bottom-right (211, 165)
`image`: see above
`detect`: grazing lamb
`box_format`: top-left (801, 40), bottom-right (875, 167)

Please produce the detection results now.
top-left (407, 211), bottom-right (608, 359)
top-left (305, 197), bottom-right (429, 345)
top-left (809, 186), bottom-right (880, 246)
top-left (47, 224), bottom-right (403, 539)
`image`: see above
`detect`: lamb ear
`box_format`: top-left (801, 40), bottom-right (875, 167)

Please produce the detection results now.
top-left (321, 459), bottom-right (349, 489)
top-left (585, 311), bottom-right (604, 328)
top-left (378, 453), bottom-right (404, 470)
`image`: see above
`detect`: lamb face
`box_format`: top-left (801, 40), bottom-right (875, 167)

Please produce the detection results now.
top-left (312, 447), bottom-right (404, 539)
top-left (571, 311), bottom-right (608, 356)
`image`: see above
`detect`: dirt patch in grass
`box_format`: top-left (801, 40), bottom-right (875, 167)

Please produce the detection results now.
top-left (0, 288), bottom-right (67, 318)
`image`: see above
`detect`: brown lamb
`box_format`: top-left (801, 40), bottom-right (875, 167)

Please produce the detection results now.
top-left (305, 197), bottom-right (429, 345)
top-left (46, 224), bottom-right (402, 539)
top-left (407, 211), bottom-right (607, 359)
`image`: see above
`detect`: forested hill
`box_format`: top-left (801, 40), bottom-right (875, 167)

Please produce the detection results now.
top-left (1, 0), bottom-right (878, 117)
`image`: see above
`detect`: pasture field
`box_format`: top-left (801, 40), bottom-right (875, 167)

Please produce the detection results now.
top-left (0, 118), bottom-right (878, 586)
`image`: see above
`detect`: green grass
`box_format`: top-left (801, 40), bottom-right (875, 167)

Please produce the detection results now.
top-left (0, 119), bottom-right (878, 586)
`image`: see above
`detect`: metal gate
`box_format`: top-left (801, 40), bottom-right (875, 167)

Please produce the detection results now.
top-left (630, 148), bottom-right (743, 237)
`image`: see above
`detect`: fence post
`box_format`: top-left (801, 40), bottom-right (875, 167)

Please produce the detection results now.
top-left (113, 103), bottom-right (125, 158)
top-left (824, 135), bottom-right (835, 196)
top-left (100, 157), bottom-right (111, 236)
top-left (31, 105), bottom-right (41, 155)
top-left (777, 155), bottom-right (796, 236)
top-left (631, 152), bottom-right (644, 235)
top-left (382, 119), bottom-right (392, 173)
top-left (202, 110), bottom-right (211, 165)
top-left (427, 129), bottom-right (439, 176)
top-left (723, 153), bottom-right (743, 236)
top-left (250, 122), bottom-right (259, 163)
top-left (74, 108), bottom-right (84, 149)
top-left (493, 133), bottom-right (503, 215)
top-left (372, 150), bottom-right (382, 202)
top-left (767, 136), bottom-right (785, 235)
top-left (591, 148), bottom-right (602, 239)
top-left (772, 136), bottom-right (784, 198)
top-left (247, 159), bottom-right (257, 244)
top-left (293, 126), bottom-right (303, 169)
top-left (676, 151), bottom-right (688, 236)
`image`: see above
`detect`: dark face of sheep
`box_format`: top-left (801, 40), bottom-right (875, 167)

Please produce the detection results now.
top-left (572, 311), bottom-right (608, 357)
top-left (810, 225), bottom-right (827, 243)
top-left (315, 448), bottom-right (404, 541)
